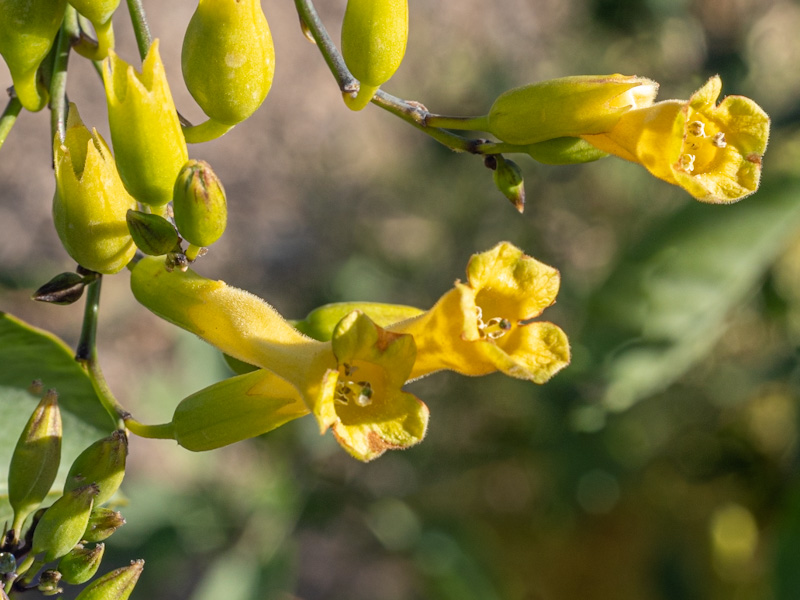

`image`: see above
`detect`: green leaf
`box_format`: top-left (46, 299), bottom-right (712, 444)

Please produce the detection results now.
top-left (582, 176), bottom-right (800, 411)
top-left (0, 312), bottom-right (116, 526)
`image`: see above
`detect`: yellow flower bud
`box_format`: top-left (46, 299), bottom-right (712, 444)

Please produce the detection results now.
top-left (172, 159), bottom-right (227, 248)
top-left (181, 0), bottom-right (275, 126)
top-left (341, 0), bottom-right (408, 110)
top-left (486, 74), bottom-right (659, 145)
top-left (103, 39), bottom-right (189, 206)
top-left (0, 0), bottom-right (67, 111)
top-left (581, 76), bottom-right (770, 203)
top-left (53, 104), bottom-right (137, 274)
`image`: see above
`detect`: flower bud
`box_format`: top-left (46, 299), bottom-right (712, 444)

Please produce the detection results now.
top-left (103, 39), bottom-right (189, 207)
top-left (53, 103), bottom-right (138, 274)
top-left (486, 74), bottom-right (659, 145)
top-left (82, 508), bottom-right (125, 542)
top-left (58, 543), bottom-right (105, 585)
top-left (172, 159), bottom-right (227, 248)
top-left (182, 0), bottom-right (275, 126)
top-left (73, 560), bottom-right (144, 600)
top-left (341, 0), bottom-right (408, 110)
top-left (295, 302), bottom-right (424, 341)
top-left (490, 155), bottom-right (525, 213)
top-left (37, 569), bottom-right (63, 596)
top-left (8, 389), bottom-right (62, 538)
top-left (64, 431), bottom-right (127, 507)
top-left (0, 0), bottom-right (67, 111)
top-left (126, 210), bottom-right (180, 256)
top-left (31, 484), bottom-right (99, 563)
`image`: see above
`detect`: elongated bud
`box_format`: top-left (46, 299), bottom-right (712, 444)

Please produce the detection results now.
top-left (486, 74), bottom-right (659, 145)
top-left (58, 543), bottom-right (105, 585)
top-left (73, 560), bottom-right (144, 600)
top-left (31, 484), bottom-right (99, 563)
top-left (126, 210), bottom-right (180, 256)
top-left (9, 390), bottom-right (62, 538)
top-left (53, 103), bottom-right (138, 274)
top-left (38, 569), bottom-right (63, 596)
top-left (341, 0), bottom-right (408, 110)
top-left (0, 0), bottom-right (67, 111)
top-left (103, 39), bottom-right (189, 206)
top-left (182, 0), bottom-right (275, 126)
top-left (295, 302), bottom-right (424, 342)
top-left (172, 160), bottom-right (227, 248)
top-left (83, 508), bottom-right (126, 542)
top-left (64, 431), bottom-right (127, 507)
top-left (490, 155), bottom-right (525, 213)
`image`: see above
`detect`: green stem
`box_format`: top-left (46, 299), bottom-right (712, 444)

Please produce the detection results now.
top-left (124, 418), bottom-right (175, 440)
top-left (425, 114), bottom-right (491, 132)
top-left (49, 6), bottom-right (79, 146)
top-left (0, 97), bottom-right (23, 152)
top-left (126, 0), bottom-right (153, 61)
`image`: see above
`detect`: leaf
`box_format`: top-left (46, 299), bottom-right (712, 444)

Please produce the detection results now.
top-left (582, 176), bottom-right (800, 411)
top-left (0, 312), bottom-right (116, 526)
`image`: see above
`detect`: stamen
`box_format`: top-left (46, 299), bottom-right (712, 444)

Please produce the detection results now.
top-left (712, 132), bottom-right (727, 148)
top-left (687, 121), bottom-right (706, 137)
top-left (335, 365), bottom-right (374, 407)
top-left (679, 153), bottom-right (696, 173)
top-left (355, 382), bottom-right (373, 407)
top-left (477, 313), bottom-right (513, 340)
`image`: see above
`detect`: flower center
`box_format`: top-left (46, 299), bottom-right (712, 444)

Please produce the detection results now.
top-left (335, 363), bottom-right (374, 407)
top-left (475, 306), bottom-right (512, 340)
top-left (677, 118), bottom-right (727, 175)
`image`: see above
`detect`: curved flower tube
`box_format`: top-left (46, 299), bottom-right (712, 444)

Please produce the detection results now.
top-left (130, 257), bottom-right (428, 461)
top-left (581, 76), bottom-right (770, 203)
top-left (389, 242), bottom-right (570, 382)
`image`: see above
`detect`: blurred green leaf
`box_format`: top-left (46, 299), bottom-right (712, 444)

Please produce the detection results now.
top-left (0, 312), bottom-right (115, 524)
top-left (583, 177), bottom-right (800, 411)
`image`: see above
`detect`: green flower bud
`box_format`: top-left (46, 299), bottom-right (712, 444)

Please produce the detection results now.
top-left (73, 560), bottom-right (144, 600)
top-left (295, 301), bottom-right (424, 342)
top-left (523, 137), bottom-right (609, 165)
top-left (172, 159), bottom-right (227, 248)
top-left (68, 0), bottom-right (120, 59)
top-left (486, 74), bottom-right (659, 145)
top-left (8, 389), bottom-right (62, 538)
top-left (126, 210), bottom-right (180, 256)
top-left (53, 103), bottom-right (137, 274)
top-left (103, 39), bottom-right (189, 206)
top-left (64, 431), bottom-right (127, 507)
top-left (341, 0), bottom-right (408, 110)
top-left (58, 543), bottom-right (105, 585)
top-left (181, 0), bottom-right (275, 126)
top-left (31, 484), bottom-right (99, 563)
top-left (490, 156), bottom-right (525, 213)
top-left (0, 0), bottom-right (67, 111)
top-left (37, 569), bottom-right (63, 596)
top-left (82, 508), bottom-right (125, 542)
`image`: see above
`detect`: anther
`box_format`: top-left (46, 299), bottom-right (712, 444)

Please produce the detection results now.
top-left (712, 132), bottom-right (727, 148)
top-left (679, 153), bottom-right (696, 173)
top-left (687, 121), bottom-right (706, 137)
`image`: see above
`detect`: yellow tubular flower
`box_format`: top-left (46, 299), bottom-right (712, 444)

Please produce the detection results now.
top-left (581, 76), bottom-right (770, 203)
top-left (390, 242), bottom-right (570, 383)
top-left (130, 257), bottom-right (428, 461)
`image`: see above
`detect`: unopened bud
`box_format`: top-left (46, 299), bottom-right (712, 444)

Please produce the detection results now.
top-left (83, 508), bottom-right (126, 543)
top-left (37, 569), bottom-right (63, 596)
top-left (126, 210), bottom-right (180, 256)
top-left (32, 272), bottom-right (88, 305)
top-left (172, 160), bottom-right (227, 248)
top-left (58, 543), bottom-right (105, 585)
top-left (73, 559), bottom-right (144, 600)
top-left (31, 484), bottom-right (99, 563)
top-left (64, 431), bottom-right (127, 507)
top-left (490, 156), bottom-right (525, 213)
top-left (9, 390), bottom-right (62, 538)
top-left (182, 0), bottom-right (275, 126)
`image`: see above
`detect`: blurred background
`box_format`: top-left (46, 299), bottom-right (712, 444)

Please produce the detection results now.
top-left (3, 0), bottom-right (800, 598)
